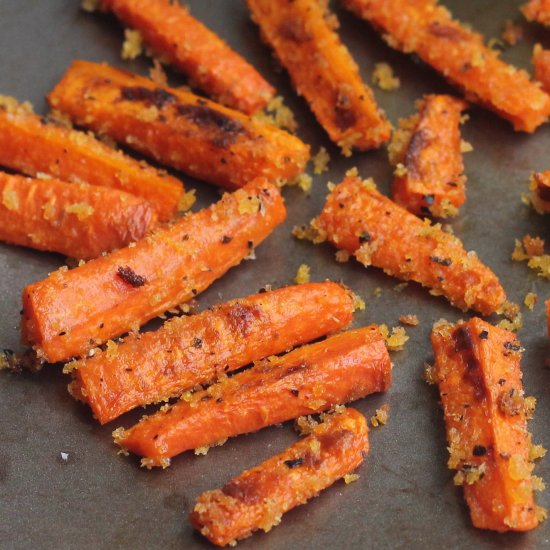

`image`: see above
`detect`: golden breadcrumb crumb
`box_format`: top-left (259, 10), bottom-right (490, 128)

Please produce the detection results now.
top-left (81, 0), bottom-right (99, 12)
top-left (460, 140), bottom-right (473, 153)
top-left (312, 146), bottom-right (330, 175)
top-left (149, 59), bottom-right (168, 86)
top-left (335, 250), bottom-right (350, 263)
top-left (380, 325), bottom-right (409, 351)
top-left (371, 404), bottom-right (390, 427)
top-left (372, 62), bottom-right (400, 90)
top-left (524, 292), bottom-right (537, 310)
top-left (399, 314), bottom-right (419, 326)
top-left (343, 473), bottom-right (360, 484)
top-left (65, 202), bottom-right (94, 220)
top-left (178, 189), bottom-right (196, 212)
top-left (2, 188), bottom-right (19, 211)
top-left (121, 29), bottom-right (143, 60)
top-left (252, 96), bottom-right (297, 132)
top-left (501, 20), bottom-right (523, 46)
top-left (351, 292), bottom-right (366, 311)
top-left (512, 235), bottom-right (550, 279)
top-left (423, 363), bottom-right (437, 385)
top-left (294, 264), bottom-right (311, 284)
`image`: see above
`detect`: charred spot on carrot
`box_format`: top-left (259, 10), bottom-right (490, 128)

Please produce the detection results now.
top-left (117, 266), bottom-right (148, 287)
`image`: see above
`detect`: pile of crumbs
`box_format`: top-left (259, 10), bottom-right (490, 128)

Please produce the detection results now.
top-left (380, 325), bottom-right (409, 351)
top-left (512, 235), bottom-right (550, 279)
top-left (497, 301), bottom-right (523, 332)
top-left (372, 62), bottom-right (400, 91)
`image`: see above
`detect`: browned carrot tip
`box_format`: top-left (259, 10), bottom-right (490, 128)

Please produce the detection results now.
top-left (530, 170), bottom-right (550, 214)
top-left (0, 170), bottom-right (156, 259)
top-left (47, 61), bottom-right (310, 189)
top-left (341, 0), bottom-right (550, 132)
top-left (114, 325), bottom-right (391, 467)
top-left (431, 318), bottom-right (546, 531)
top-left (533, 44), bottom-right (550, 94)
top-left (99, 0), bottom-right (275, 114)
top-left (311, 171), bottom-right (506, 315)
top-left (389, 94), bottom-right (468, 218)
top-left (70, 281), bottom-right (355, 425)
top-left (246, 0), bottom-right (391, 153)
top-left (190, 407), bottom-right (369, 547)
top-left (522, 0), bottom-right (550, 27)
top-left (21, 178), bottom-right (286, 364)
top-left (0, 95), bottom-right (183, 222)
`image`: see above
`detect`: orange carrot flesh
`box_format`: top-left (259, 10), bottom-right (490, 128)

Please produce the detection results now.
top-left (115, 326), bottom-right (391, 467)
top-left (21, 179), bottom-right (285, 363)
top-left (47, 61), bottom-right (310, 189)
top-left (70, 281), bottom-right (355, 424)
top-left (312, 173), bottom-right (506, 315)
top-left (0, 171), bottom-right (156, 259)
top-left (190, 408), bottom-right (368, 547)
top-left (342, 0), bottom-right (550, 132)
top-left (522, 0), bottom-right (550, 26)
top-left (533, 45), bottom-right (550, 94)
top-left (246, 0), bottom-right (390, 152)
top-left (431, 318), bottom-right (543, 532)
top-left (389, 94), bottom-right (468, 218)
top-left (0, 95), bottom-right (182, 222)
top-left (100, 0), bottom-right (275, 114)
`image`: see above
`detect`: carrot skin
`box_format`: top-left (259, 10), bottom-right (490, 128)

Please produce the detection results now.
top-left (100, 0), bottom-right (275, 114)
top-left (71, 281), bottom-right (355, 424)
top-left (0, 171), bottom-right (156, 259)
top-left (246, 0), bottom-right (390, 151)
top-left (116, 326), bottom-right (391, 466)
top-left (47, 61), bottom-right (309, 189)
top-left (313, 174), bottom-right (506, 315)
top-left (390, 94), bottom-right (468, 218)
top-left (190, 408), bottom-right (368, 547)
top-left (21, 179), bottom-right (286, 363)
top-left (342, 0), bottom-right (550, 132)
top-left (533, 45), bottom-right (550, 94)
top-left (431, 318), bottom-right (541, 532)
top-left (0, 95), bottom-right (182, 222)
top-left (522, 0), bottom-right (550, 26)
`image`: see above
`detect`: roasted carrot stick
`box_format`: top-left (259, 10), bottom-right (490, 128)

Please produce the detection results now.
top-left (190, 407), bottom-right (368, 547)
top-left (47, 61), bottom-right (310, 189)
top-left (22, 179), bottom-right (285, 363)
top-left (0, 171), bottom-right (156, 259)
top-left (533, 45), bottom-right (550, 94)
top-left (99, 0), bottom-right (274, 114)
top-left (70, 281), bottom-right (355, 424)
top-left (246, 0), bottom-right (390, 153)
top-left (530, 170), bottom-right (550, 214)
top-left (431, 318), bottom-right (545, 531)
top-left (342, 0), bottom-right (550, 133)
top-left (114, 326), bottom-right (391, 467)
top-left (389, 94), bottom-right (468, 218)
top-left (310, 172), bottom-right (506, 315)
top-left (522, 0), bottom-right (550, 26)
top-left (0, 95), bottom-right (182, 222)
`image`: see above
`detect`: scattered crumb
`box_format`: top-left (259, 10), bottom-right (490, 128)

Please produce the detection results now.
top-left (393, 282), bottom-right (408, 293)
top-left (501, 20), bottom-right (523, 46)
top-left (294, 415), bottom-right (318, 435)
top-left (370, 404), bottom-right (390, 427)
top-left (524, 292), bottom-right (538, 311)
top-left (2, 188), bottom-right (19, 211)
top-left (252, 95), bottom-right (297, 132)
top-left (343, 473), bottom-right (360, 484)
top-left (351, 292), bottom-right (366, 311)
top-left (291, 173), bottom-right (313, 193)
top-left (399, 314), bottom-right (419, 326)
top-left (121, 29), bottom-right (143, 60)
top-left (530, 443), bottom-right (547, 461)
top-left (394, 163), bottom-right (407, 177)
top-left (178, 189), bottom-right (196, 212)
top-left (60, 452), bottom-right (69, 462)
top-left (292, 223), bottom-right (326, 244)
top-left (423, 363), bottom-right (438, 385)
top-left (512, 235), bottom-right (550, 279)
top-left (335, 250), bottom-right (350, 263)
top-left (149, 59), bottom-right (168, 86)
top-left (312, 146), bottom-right (330, 175)
top-left (337, 131), bottom-right (362, 157)
top-left (294, 264), bottom-right (311, 284)
top-left (380, 325), bottom-right (409, 351)
top-left (373, 287), bottom-right (382, 298)
top-left (65, 202), bottom-right (94, 220)
top-left (372, 62), bottom-right (400, 91)
top-left (81, 0), bottom-right (100, 12)
top-left (460, 140), bottom-right (473, 153)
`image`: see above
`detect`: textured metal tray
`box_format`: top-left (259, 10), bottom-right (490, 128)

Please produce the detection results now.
top-left (1, 1), bottom-right (549, 548)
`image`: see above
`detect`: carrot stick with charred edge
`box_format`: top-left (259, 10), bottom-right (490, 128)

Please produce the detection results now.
top-left (0, 95), bottom-right (182, 222)
top-left (99, 0), bottom-right (275, 115)
top-left (70, 281), bottom-right (355, 425)
top-left (310, 171), bottom-right (506, 315)
top-left (522, 0), bottom-right (550, 27)
top-left (0, 171), bottom-right (156, 260)
top-left (47, 61), bottom-right (310, 190)
top-left (190, 408), bottom-right (368, 547)
top-left (529, 171), bottom-right (550, 214)
top-left (533, 45), bottom-right (550, 94)
top-left (246, 0), bottom-right (390, 154)
top-left (21, 179), bottom-right (285, 364)
top-left (388, 94), bottom-right (468, 218)
top-left (431, 318), bottom-right (545, 531)
top-left (114, 326), bottom-right (391, 468)
top-left (341, 0), bottom-right (550, 133)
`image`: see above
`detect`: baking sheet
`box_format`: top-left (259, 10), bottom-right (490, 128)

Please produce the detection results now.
top-left (1, 1), bottom-right (549, 548)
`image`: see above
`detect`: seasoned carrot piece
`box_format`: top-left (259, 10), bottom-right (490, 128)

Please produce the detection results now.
top-left (190, 408), bottom-right (368, 547)
top-left (115, 326), bottom-right (391, 467)
top-left (529, 170), bottom-right (550, 214)
top-left (342, 0), bottom-right (550, 132)
top-left (70, 282), bottom-right (355, 424)
top-left (0, 171), bottom-right (156, 259)
top-left (388, 94), bottom-right (468, 218)
top-left (22, 179), bottom-right (285, 363)
top-left (533, 44), bottom-right (550, 94)
top-left (431, 318), bottom-right (545, 531)
top-left (0, 95), bottom-right (182, 222)
top-left (311, 172), bottom-right (506, 315)
top-left (246, 0), bottom-right (390, 153)
top-left (99, 0), bottom-right (274, 114)
top-left (522, 0), bottom-right (550, 26)
top-left (47, 61), bottom-right (310, 189)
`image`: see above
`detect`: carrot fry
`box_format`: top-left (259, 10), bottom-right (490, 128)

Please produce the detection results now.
top-left (0, 95), bottom-right (182, 222)
top-left (341, 0), bottom-right (550, 132)
top-left (190, 408), bottom-right (368, 547)
top-left (114, 326), bottom-right (391, 467)
top-left (431, 318), bottom-right (545, 531)
top-left (246, 0), bottom-right (390, 153)
top-left (529, 170), bottom-right (550, 214)
top-left (47, 61), bottom-right (310, 189)
top-left (388, 94), bottom-right (468, 218)
top-left (533, 44), bottom-right (550, 94)
top-left (310, 172), bottom-right (506, 315)
top-left (0, 171), bottom-right (156, 259)
top-left (99, 0), bottom-right (275, 114)
top-left (70, 281), bottom-right (355, 424)
top-left (21, 179), bottom-right (285, 363)
top-left (522, 0), bottom-right (550, 27)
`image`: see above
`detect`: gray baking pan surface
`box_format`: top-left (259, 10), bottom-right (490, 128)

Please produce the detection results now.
top-left (1, 1), bottom-right (549, 549)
